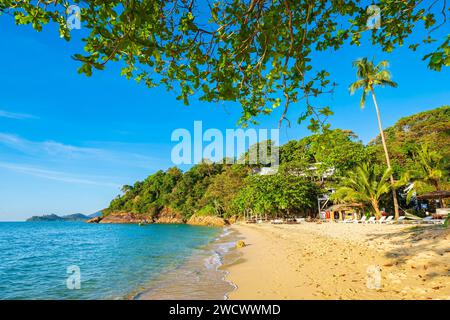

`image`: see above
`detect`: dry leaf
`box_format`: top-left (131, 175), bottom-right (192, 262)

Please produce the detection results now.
top-left (432, 286), bottom-right (442, 290)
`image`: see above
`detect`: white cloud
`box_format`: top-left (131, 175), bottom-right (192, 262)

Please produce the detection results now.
top-left (0, 109), bottom-right (38, 120)
top-left (0, 132), bottom-right (165, 170)
top-left (0, 161), bottom-right (120, 188)
top-left (0, 133), bottom-right (111, 159)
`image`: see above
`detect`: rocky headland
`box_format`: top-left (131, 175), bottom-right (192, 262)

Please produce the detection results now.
top-left (87, 209), bottom-right (230, 227)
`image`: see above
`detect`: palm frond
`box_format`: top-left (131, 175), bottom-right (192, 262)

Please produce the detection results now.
top-left (350, 57), bottom-right (397, 97)
top-left (360, 91), bottom-right (367, 108)
top-left (382, 79), bottom-right (398, 88)
top-left (338, 164), bottom-right (392, 211)
top-left (377, 60), bottom-right (389, 69)
top-left (349, 79), bottom-right (365, 95)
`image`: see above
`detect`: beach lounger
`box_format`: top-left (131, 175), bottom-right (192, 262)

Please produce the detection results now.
top-left (383, 216), bottom-right (394, 224)
top-left (375, 216), bottom-right (387, 224)
top-left (396, 216), bottom-right (406, 224)
top-left (421, 216), bottom-right (433, 224)
top-left (421, 216), bottom-right (445, 225)
top-left (365, 217), bottom-right (376, 224)
top-left (354, 216), bottom-right (367, 223)
top-left (271, 219), bottom-right (284, 224)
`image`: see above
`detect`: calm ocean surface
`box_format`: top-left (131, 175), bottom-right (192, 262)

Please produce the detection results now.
top-left (0, 222), bottom-right (228, 300)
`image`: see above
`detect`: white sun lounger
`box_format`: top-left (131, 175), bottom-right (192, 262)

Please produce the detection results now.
top-left (375, 216), bottom-right (386, 224)
top-left (271, 219), bottom-right (284, 224)
top-left (396, 216), bottom-right (406, 224)
top-left (382, 216), bottom-right (394, 224)
top-left (421, 216), bottom-right (433, 224)
top-left (354, 216), bottom-right (367, 223)
top-left (365, 216), bottom-right (376, 224)
top-left (422, 216), bottom-right (445, 225)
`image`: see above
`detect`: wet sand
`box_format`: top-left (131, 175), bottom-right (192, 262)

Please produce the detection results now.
top-left (225, 222), bottom-right (450, 300)
top-left (136, 227), bottom-right (238, 300)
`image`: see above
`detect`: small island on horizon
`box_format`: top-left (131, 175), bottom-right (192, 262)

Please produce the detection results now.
top-left (26, 211), bottom-right (102, 222)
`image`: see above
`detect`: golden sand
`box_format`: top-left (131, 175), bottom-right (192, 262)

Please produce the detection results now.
top-left (225, 222), bottom-right (450, 300)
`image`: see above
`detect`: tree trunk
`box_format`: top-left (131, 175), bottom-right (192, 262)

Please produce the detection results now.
top-left (371, 199), bottom-right (382, 219)
top-left (371, 89), bottom-right (400, 219)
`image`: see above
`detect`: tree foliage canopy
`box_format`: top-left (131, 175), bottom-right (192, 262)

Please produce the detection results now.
top-left (280, 128), bottom-right (369, 175)
top-left (402, 144), bottom-right (449, 202)
top-left (1, 0), bottom-right (448, 127)
top-left (233, 174), bottom-right (319, 216)
top-left (331, 163), bottom-right (391, 218)
top-left (368, 105), bottom-right (450, 175)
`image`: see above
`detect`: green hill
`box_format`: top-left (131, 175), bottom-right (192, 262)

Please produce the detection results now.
top-left (104, 106), bottom-right (449, 221)
top-left (368, 105), bottom-right (450, 174)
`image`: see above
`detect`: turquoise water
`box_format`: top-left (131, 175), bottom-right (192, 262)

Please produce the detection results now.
top-left (0, 222), bottom-right (222, 300)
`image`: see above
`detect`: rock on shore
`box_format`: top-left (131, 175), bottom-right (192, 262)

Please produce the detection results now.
top-left (96, 212), bottom-right (150, 224)
top-left (86, 216), bottom-right (102, 223)
top-left (186, 215), bottom-right (229, 227)
top-left (154, 207), bottom-right (185, 224)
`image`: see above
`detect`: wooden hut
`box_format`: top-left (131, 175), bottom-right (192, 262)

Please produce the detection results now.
top-left (326, 203), bottom-right (363, 221)
top-left (416, 190), bottom-right (450, 216)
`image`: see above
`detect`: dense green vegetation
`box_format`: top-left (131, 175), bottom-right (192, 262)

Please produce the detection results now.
top-left (105, 106), bottom-right (450, 220)
top-left (2, 1), bottom-right (448, 128)
top-left (368, 105), bottom-right (450, 175)
top-left (331, 164), bottom-right (392, 219)
top-left (233, 175), bottom-right (319, 218)
top-left (402, 144), bottom-right (449, 205)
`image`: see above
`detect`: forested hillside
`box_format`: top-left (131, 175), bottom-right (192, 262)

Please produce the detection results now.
top-left (369, 106), bottom-right (450, 175)
top-left (104, 106), bottom-right (449, 222)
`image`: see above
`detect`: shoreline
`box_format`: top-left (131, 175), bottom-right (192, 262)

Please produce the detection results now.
top-left (224, 222), bottom-right (450, 300)
top-left (135, 226), bottom-right (239, 300)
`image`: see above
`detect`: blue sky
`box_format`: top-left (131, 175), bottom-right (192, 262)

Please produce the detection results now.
top-left (0, 11), bottom-right (449, 221)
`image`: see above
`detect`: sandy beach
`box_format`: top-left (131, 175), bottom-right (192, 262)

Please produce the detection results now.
top-left (225, 222), bottom-right (450, 300)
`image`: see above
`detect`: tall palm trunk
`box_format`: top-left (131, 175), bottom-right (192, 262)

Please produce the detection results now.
top-left (371, 199), bottom-right (382, 219)
top-left (370, 89), bottom-right (400, 219)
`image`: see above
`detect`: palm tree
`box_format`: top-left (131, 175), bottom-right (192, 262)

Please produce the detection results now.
top-left (349, 57), bottom-right (400, 219)
top-left (332, 164), bottom-right (392, 219)
top-left (403, 144), bottom-right (448, 206)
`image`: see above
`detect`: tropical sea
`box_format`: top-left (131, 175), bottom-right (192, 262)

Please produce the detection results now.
top-left (0, 222), bottom-right (237, 300)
